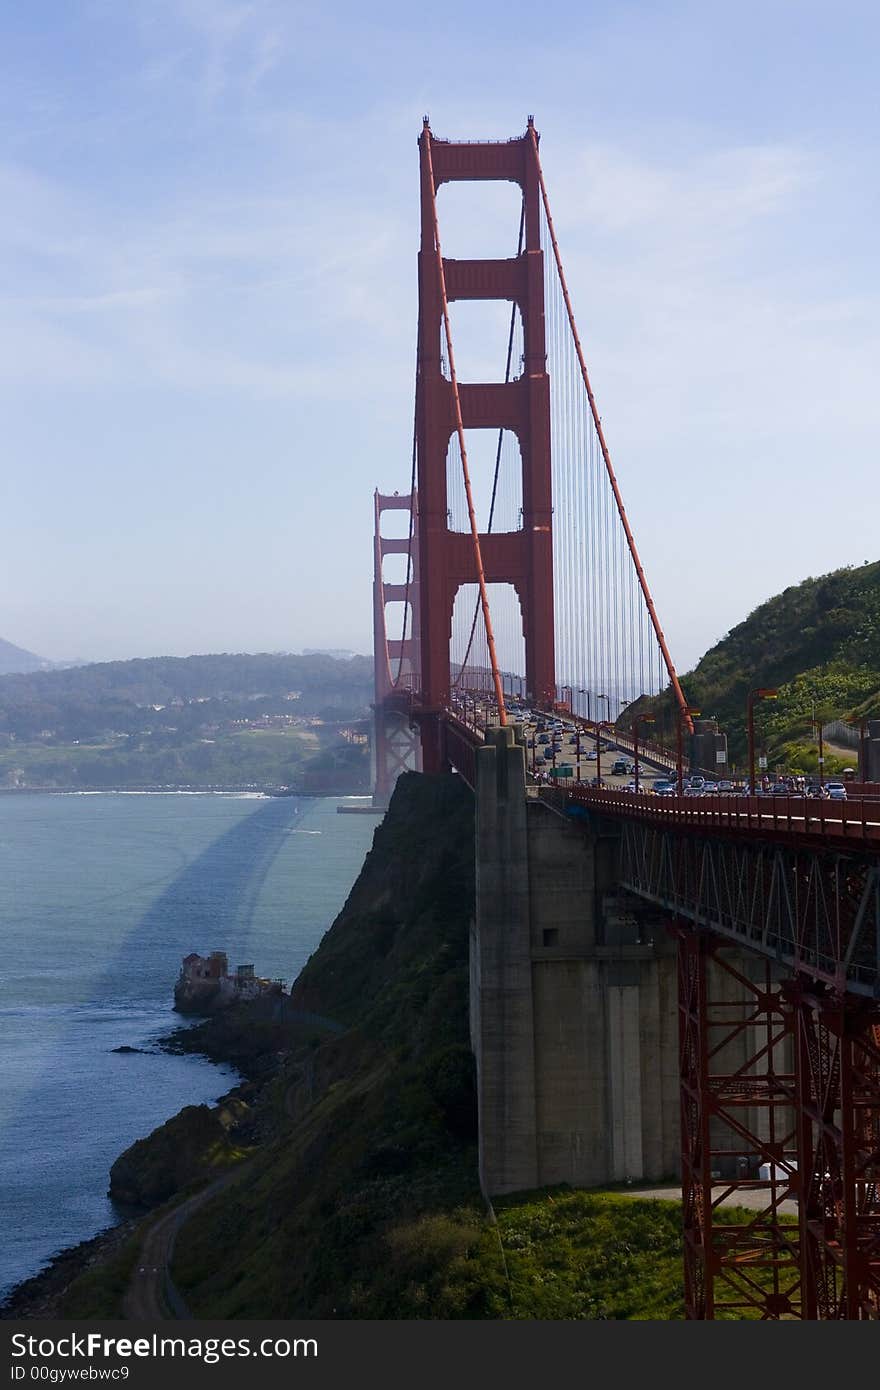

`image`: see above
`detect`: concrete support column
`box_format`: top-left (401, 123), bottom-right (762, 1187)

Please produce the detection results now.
top-left (471, 725), bottom-right (538, 1194)
top-left (607, 980), bottom-right (644, 1180)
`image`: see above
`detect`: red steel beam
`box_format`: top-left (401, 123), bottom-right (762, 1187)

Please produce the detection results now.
top-left (422, 128), bottom-right (508, 728)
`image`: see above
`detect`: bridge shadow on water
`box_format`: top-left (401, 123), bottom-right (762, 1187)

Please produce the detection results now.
top-left (96, 795), bottom-right (306, 996)
top-left (0, 795), bottom-right (309, 1300)
top-left (5, 795), bottom-right (306, 1115)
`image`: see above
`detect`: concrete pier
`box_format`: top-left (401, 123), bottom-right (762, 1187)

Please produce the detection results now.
top-left (470, 726), bottom-right (679, 1196)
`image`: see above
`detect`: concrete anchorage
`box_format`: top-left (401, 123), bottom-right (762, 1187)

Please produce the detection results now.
top-left (470, 725), bottom-right (680, 1196)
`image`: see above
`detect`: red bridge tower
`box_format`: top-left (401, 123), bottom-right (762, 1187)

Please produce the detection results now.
top-left (416, 120), bottom-right (556, 772)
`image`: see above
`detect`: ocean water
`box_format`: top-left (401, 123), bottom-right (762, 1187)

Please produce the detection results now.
top-left (0, 792), bottom-right (376, 1302)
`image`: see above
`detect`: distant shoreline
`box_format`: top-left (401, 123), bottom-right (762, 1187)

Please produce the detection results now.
top-left (0, 786), bottom-right (370, 797)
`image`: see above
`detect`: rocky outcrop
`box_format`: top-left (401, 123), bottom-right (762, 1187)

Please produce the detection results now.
top-left (108, 1102), bottom-right (247, 1210)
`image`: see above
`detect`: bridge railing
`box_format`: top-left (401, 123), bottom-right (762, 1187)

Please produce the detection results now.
top-left (549, 785), bottom-right (880, 848)
top-left (442, 713), bottom-right (482, 788)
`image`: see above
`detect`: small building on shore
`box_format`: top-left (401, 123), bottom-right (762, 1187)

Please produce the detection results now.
top-left (174, 949), bottom-right (284, 1014)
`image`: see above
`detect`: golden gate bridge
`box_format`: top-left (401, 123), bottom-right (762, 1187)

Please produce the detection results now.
top-left (371, 119), bottom-right (880, 1319)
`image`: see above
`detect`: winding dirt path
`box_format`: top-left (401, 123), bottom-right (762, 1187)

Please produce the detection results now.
top-left (122, 1164), bottom-right (251, 1320)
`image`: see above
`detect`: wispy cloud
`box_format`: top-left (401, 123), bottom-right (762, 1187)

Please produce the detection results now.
top-left (4, 2), bottom-right (878, 664)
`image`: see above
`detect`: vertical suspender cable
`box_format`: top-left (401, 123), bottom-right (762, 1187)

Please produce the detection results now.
top-left (528, 126), bottom-right (692, 734)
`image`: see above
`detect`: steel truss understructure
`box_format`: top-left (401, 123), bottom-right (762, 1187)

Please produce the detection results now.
top-left (623, 820), bottom-right (880, 1318)
top-left (618, 820), bottom-right (880, 998)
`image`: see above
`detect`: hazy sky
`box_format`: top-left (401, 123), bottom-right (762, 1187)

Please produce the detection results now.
top-left (2, 1), bottom-right (878, 669)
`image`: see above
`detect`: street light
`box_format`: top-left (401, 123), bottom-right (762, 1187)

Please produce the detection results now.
top-left (578, 688), bottom-right (591, 724)
top-left (631, 714), bottom-right (655, 793)
top-left (747, 688), bottom-right (778, 794)
top-left (811, 715), bottom-right (825, 789)
top-left (677, 706), bottom-right (702, 795)
top-left (596, 694), bottom-right (611, 784)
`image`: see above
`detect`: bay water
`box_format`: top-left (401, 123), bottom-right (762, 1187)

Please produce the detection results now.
top-left (0, 792), bottom-right (376, 1302)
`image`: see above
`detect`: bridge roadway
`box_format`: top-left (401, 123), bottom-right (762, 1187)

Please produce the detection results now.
top-left (557, 783), bottom-right (880, 847)
top-left (441, 704), bottom-right (880, 998)
top-left (543, 782), bottom-right (880, 1001)
top-left (447, 695), bottom-right (681, 784)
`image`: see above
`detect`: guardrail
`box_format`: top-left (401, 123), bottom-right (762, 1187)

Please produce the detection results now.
top-left (550, 785), bottom-right (880, 848)
top-left (442, 713), bottom-right (481, 787)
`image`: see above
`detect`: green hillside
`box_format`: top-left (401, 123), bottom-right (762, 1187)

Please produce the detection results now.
top-left (668, 560), bottom-right (880, 772)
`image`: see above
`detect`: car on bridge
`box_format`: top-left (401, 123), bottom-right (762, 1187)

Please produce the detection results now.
top-left (826, 782), bottom-right (848, 800)
top-left (652, 779), bottom-right (676, 796)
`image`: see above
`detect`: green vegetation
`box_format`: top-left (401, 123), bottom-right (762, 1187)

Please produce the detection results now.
top-left (646, 560), bottom-right (880, 769)
top-left (108, 1103), bottom-right (255, 1209)
top-left (0, 650), bottom-right (372, 789)
top-left (353, 1188), bottom-right (687, 1320)
top-left (46, 771), bottom-right (790, 1320)
top-left (60, 1234), bottom-right (143, 1320)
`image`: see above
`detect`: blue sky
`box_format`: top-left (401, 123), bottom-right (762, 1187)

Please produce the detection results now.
top-left (2, 0), bottom-right (878, 669)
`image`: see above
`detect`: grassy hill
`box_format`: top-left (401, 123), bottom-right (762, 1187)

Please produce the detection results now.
top-left (656, 560), bottom-right (880, 773)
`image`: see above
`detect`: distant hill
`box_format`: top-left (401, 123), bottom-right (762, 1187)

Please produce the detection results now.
top-left (669, 560), bottom-right (880, 771)
top-left (0, 637), bottom-right (52, 676)
top-left (0, 650), bottom-right (371, 712)
top-left (0, 651), bottom-right (373, 791)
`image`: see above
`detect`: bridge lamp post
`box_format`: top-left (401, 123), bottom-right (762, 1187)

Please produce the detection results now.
top-left (631, 714), bottom-right (655, 793)
top-left (596, 694), bottom-right (611, 784)
top-left (747, 688), bottom-right (778, 794)
top-left (676, 706), bottom-right (702, 796)
top-left (578, 688), bottom-right (591, 724)
top-left (811, 717), bottom-right (825, 789)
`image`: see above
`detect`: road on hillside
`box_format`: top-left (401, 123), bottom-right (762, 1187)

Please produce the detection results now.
top-left (122, 1164), bottom-right (251, 1321)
